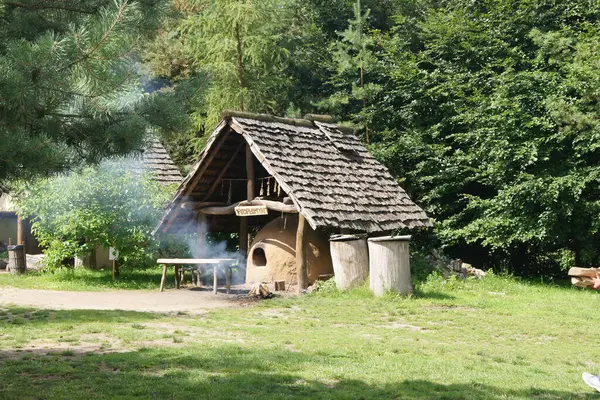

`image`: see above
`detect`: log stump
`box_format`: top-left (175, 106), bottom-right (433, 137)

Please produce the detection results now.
top-left (368, 236), bottom-right (412, 296)
top-left (7, 245), bottom-right (26, 274)
top-left (329, 234), bottom-right (369, 290)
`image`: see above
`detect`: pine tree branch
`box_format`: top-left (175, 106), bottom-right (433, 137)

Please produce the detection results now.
top-left (5, 1), bottom-right (98, 14)
top-left (61, 1), bottom-right (129, 71)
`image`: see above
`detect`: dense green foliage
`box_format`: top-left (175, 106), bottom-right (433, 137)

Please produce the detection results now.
top-left (5, 0), bottom-right (600, 275)
top-left (16, 160), bottom-right (174, 270)
top-left (0, 0), bottom-right (189, 185)
top-left (148, 0), bottom-right (600, 275)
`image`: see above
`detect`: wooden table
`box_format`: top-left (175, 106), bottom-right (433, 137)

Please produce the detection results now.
top-left (157, 258), bottom-right (238, 293)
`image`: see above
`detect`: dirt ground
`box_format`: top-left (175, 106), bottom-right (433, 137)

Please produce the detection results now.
top-left (0, 286), bottom-right (256, 314)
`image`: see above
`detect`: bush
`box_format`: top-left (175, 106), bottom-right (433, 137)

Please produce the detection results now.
top-left (16, 160), bottom-right (175, 271)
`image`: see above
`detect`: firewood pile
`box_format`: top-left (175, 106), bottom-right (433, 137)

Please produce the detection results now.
top-left (426, 250), bottom-right (486, 279)
top-left (568, 267), bottom-right (600, 288)
top-left (248, 283), bottom-right (274, 299)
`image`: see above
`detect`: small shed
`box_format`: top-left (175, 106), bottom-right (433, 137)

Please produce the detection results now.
top-left (156, 111), bottom-right (431, 287)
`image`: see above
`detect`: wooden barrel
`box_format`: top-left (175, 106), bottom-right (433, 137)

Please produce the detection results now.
top-left (329, 234), bottom-right (369, 290)
top-left (7, 245), bottom-right (27, 274)
top-left (368, 236), bottom-right (412, 296)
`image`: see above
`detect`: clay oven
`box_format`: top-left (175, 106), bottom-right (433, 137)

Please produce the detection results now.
top-left (246, 215), bottom-right (333, 284)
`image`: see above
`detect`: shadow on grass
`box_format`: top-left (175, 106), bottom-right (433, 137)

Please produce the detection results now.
top-left (0, 344), bottom-right (591, 400)
top-left (411, 288), bottom-right (456, 300)
top-left (0, 307), bottom-right (166, 327)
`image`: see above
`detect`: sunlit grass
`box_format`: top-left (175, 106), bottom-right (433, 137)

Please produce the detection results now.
top-left (0, 267), bottom-right (165, 291)
top-left (0, 274), bottom-right (598, 399)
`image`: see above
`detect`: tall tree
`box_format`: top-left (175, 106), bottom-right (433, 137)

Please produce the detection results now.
top-left (179, 0), bottom-right (292, 129)
top-left (371, 0), bottom-right (600, 274)
top-left (0, 0), bottom-right (188, 186)
top-left (317, 0), bottom-right (382, 143)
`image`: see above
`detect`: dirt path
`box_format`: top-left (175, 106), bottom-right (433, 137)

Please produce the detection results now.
top-left (0, 287), bottom-right (253, 314)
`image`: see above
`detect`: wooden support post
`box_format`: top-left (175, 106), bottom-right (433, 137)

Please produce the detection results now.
top-left (246, 144), bottom-right (255, 200)
top-left (213, 265), bottom-right (218, 295)
top-left (159, 264), bottom-right (168, 292)
top-left (226, 267), bottom-right (231, 294)
top-left (175, 265), bottom-right (180, 289)
top-left (196, 266), bottom-right (202, 287)
top-left (112, 260), bottom-right (119, 281)
top-left (296, 213), bottom-right (309, 292)
top-left (239, 218), bottom-right (248, 256)
top-left (16, 216), bottom-right (23, 245)
top-left (239, 141), bottom-right (255, 258)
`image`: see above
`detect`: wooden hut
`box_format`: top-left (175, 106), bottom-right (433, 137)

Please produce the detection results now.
top-left (155, 111), bottom-right (431, 288)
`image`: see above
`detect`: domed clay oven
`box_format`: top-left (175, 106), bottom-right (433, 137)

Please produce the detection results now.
top-left (246, 215), bottom-right (333, 284)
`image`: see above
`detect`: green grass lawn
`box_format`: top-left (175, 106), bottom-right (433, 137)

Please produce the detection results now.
top-left (1, 273), bottom-right (599, 399)
top-left (0, 267), bottom-right (166, 291)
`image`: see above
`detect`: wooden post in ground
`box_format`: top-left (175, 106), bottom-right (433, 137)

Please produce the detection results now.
top-left (213, 265), bottom-right (218, 294)
top-left (16, 216), bottom-right (23, 245)
top-left (159, 264), bottom-right (168, 292)
top-left (226, 267), bottom-right (231, 294)
top-left (296, 213), bottom-right (309, 292)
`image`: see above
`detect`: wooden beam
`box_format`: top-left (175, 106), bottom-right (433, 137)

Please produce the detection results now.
top-left (198, 199), bottom-right (298, 215)
top-left (296, 214), bottom-right (309, 292)
top-left (202, 143), bottom-right (244, 202)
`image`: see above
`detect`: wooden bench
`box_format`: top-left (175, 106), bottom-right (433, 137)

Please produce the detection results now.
top-left (157, 258), bottom-right (238, 293)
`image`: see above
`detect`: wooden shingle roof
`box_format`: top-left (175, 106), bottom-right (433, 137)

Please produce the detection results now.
top-left (132, 137), bottom-right (182, 185)
top-left (157, 112), bottom-right (431, 233)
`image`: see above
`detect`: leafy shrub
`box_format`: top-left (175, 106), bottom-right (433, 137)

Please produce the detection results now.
top-left (16, 160), bottom-right (175, 271)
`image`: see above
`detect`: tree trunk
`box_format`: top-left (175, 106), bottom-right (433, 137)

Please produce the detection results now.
top-left (235, 22), bottom-right (245, 111)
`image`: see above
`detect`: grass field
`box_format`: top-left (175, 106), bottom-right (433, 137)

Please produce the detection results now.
top-left (1, 273), bottom-right (599, 399)
top-left (0, 267), bottom-right (166, 291)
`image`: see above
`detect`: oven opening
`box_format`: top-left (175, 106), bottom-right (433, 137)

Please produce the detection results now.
top-left (252, 247), bottom-right (267, 267)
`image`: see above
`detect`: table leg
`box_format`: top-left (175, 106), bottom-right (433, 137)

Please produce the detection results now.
top-left (196, 266), bottom-right (202, 287)
top-left (159, 264), bottom-right (168, 292)
top-left (226, 267), bottom-right (231, 294)
top-left (175, 265), bottom-right (180, 289)
top-left (213, 265), bottom-right (218, 295)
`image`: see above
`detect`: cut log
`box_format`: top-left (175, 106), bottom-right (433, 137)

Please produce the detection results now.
top-left (568, 267), bottom-right (600, 289)
top-left (368, 236), bottom-right (412, 296)
top-left (329, 234), bottom-right (369, 290)
top-left (568, 267), bottom-right (600, 278)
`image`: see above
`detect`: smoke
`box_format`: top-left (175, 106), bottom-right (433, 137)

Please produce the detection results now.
top-left (166, 200), bottom-right (247, 283)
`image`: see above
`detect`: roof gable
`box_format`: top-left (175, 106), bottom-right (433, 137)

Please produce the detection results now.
top-left (157, 113), bottom-right (431, 233)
